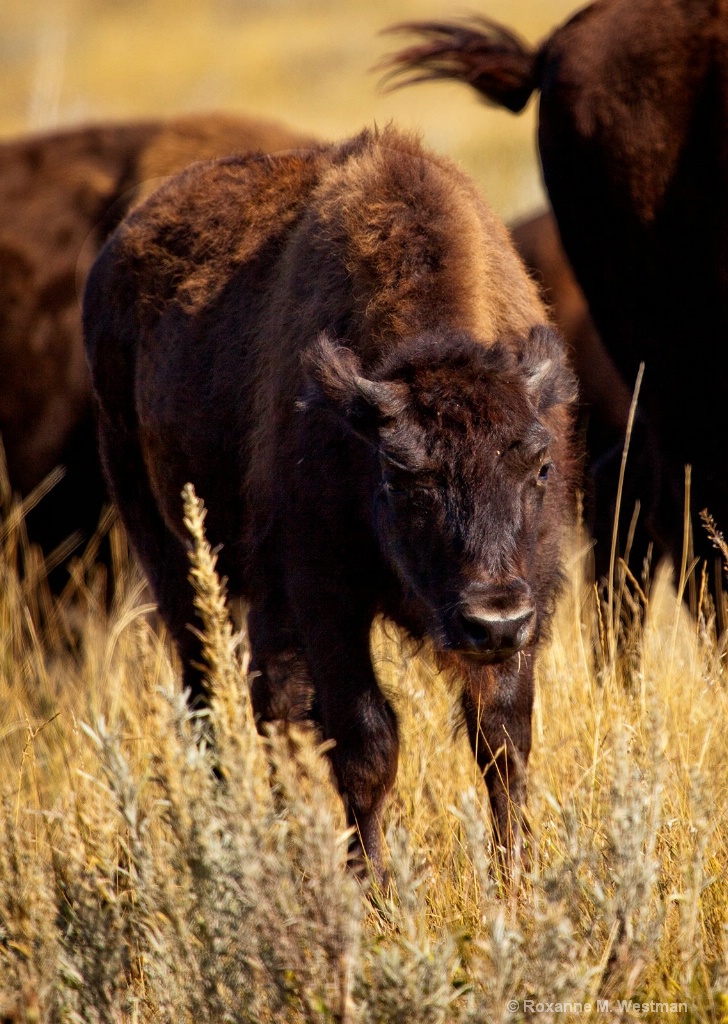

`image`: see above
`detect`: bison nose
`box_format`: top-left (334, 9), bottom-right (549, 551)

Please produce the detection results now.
top-left (458, 607), bottom-right (536, 660)
top-left (455, 580), bottom-right (536, 661)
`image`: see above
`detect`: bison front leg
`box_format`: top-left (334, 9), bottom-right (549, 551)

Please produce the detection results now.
top-left (288, 575), bottom-right (399, 879)
top-left (460, 654), bottom-right (534, 876)
top-left (248, 586), bottom-right (315, 727)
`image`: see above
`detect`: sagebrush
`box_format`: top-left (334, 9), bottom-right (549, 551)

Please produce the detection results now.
top-left (1, 480), bottom-right (728, 1022)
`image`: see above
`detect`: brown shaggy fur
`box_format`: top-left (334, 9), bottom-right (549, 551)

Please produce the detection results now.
top-left (510, 210), bottom-right (636, 560)
top-left (84, 125), bottom-right (577, 874)
top-left (0, 112), bottom-right (314, 585)
top-left (384, 1), bottom-right (728, 612)
top-left (510, 211), bottom-right (631, 440)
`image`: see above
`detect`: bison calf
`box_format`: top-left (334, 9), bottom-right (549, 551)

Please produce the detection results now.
top-left (84, 126), bottom-right (576, 873)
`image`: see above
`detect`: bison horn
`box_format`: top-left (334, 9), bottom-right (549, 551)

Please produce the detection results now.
top-left (300, 333), bottom-right (407, 431)
top-left (352, 375), bottom-right (407, 420)
top-left (522, 325), bottom-right (578, 411)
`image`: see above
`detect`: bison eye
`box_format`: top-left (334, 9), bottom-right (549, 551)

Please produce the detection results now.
top-left (383, 479), bottom-right (407, 497)
top-left (537, 461), bottom-right (554, 484)
top-left (382, 475), bottom-right (435, 500)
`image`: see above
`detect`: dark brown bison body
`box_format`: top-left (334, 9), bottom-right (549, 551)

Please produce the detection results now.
top-left (385, 2), bottom-right (728, 607)
top-left (84, 127), bottom-right (576, 871)
top-left (510, 211), bottom-right (631, 449)
top-left (510, 211), bottom-right (636, 566)
top-left (0, 112), bottom-right (313, 586)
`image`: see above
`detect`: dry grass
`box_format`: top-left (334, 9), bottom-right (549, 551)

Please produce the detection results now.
top-left (1, 466), bottom-right (728, 1021)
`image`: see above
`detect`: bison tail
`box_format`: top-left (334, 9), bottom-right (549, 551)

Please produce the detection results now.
top-left (378, 17), bottom-right (541, 114)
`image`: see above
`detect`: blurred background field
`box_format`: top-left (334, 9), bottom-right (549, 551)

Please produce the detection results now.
top-left (0, 0), bottom-right (579, 223)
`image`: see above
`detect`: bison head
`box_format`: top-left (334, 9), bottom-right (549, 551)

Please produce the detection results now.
top-left (303, 327), bottom-right (576, 663)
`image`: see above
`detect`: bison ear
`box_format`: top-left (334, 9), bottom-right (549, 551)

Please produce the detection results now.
top-left (300, 333), bottom-right (407, 436)
top-left (520, 325), bottom-right (578, 412)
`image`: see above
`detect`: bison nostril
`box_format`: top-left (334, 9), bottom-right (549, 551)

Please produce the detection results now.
top-left (459, 608), bottom-right (535, 657)
top-left (460, 614), bottom-right (493, 646)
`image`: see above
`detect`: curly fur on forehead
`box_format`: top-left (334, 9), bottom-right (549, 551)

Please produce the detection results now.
top-left (373, 329), bottom-right (516, 382)
top-left (372, 333), bottom-right (546, 474)
top-left (374, 330), bottom-right (543, 426)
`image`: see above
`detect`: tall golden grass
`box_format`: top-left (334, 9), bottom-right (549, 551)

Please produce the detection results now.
top-left (1, 460), bottom-right (728, 1021)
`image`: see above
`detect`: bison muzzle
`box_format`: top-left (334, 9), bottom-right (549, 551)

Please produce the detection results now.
top-left (83, 126), bottom-right (576, 876)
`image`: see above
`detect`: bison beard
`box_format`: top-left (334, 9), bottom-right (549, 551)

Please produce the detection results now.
top-left (84, 126), bottom-right (577, 877)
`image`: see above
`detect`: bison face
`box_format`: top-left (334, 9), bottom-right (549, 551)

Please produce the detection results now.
top-left (303, 327), bottom-right (575, 663)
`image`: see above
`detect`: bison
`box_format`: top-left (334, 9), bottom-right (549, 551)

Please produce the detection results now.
top-left (383, 1), bottom-right (728, 621)
top-left (510, 211), bottom-right (631, 457)
top-left (0, 112), bottom-right (314, 588)
top-left (83, 125), bottom-right (577, 873)
top-left (510, 211), bottom-right (638, 578)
